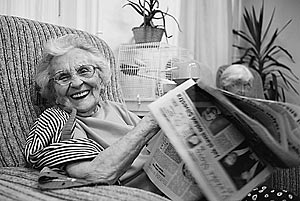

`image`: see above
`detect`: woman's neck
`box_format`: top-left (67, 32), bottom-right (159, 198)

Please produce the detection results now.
top-left (76, 105), bottom-right (99, 117)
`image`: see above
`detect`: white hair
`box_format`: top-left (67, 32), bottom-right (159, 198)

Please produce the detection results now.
top-left (35, 34), bottom-right (111, 103)
top-left (220, 64), bottom-right (254, 87)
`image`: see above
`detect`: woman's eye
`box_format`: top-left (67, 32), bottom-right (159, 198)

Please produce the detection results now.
top-left (245, 83), bottom-right (251, 88)
top-left (57, 73), bottom-right (71, 81)
top-left (77, 66), bottom-right (92, 75)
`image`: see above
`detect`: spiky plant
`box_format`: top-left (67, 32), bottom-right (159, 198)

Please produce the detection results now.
top-left (123, 0), bottom-right (181, 39)
top-left (232, 2), bottom-right (298, 101)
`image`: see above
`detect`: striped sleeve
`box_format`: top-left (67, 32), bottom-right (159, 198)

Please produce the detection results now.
top-left (25, 107), bottom-right (104, 169)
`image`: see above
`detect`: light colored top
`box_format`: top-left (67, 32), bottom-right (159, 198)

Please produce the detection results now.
top-left (25, 100), bottom-right (150, 182)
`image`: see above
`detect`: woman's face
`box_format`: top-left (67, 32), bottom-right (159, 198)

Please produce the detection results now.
top-left (50, 48), bottom-right (104, 116)
top-left (224, 79), bottom-right (252, 96)
top-left (224, 152), bottom-right (237, 166)
top-left (203, 108), bottom-right (217, 121)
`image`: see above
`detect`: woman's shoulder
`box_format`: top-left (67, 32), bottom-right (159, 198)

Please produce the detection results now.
top-left (30, 106), bottom-right (70, 141)
top-left (102, 100), bottom-right (128, 111)
top-left (38, 106), bottom-right (69, 122)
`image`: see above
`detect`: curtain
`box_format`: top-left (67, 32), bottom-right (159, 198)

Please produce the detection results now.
top-left (231, 0), bottom-right (243, 63)
top-left (0, 0), bottom-right (102, 36)
top-left (177, 0), bottom-right (233, 82)
top-left (1, 0), bottom-right (236, 78)
top-left (74, 0), bottom-right (103, 36)
top-left (0, 0), bottom-right (59, 25)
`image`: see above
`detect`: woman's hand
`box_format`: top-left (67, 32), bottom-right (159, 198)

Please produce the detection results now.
top-left (134, 112), bottom-right (160, 140)
top-left (65, 112), bottom-right (160, 184)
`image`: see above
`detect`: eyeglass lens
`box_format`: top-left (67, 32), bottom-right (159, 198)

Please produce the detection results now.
top-left (53, 65), bottom-right (96, 85)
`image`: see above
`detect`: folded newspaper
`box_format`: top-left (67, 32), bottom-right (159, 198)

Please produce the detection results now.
top-left (143, 79), bottom-right (300, 201)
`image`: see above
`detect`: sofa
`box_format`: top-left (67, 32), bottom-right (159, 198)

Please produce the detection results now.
top-left (0, 15), bottom-right (170, 201)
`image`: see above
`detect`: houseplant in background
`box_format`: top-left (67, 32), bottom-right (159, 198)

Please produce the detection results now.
top-left (123, 0), bottom-right (181, 43)
top-left (232, 2), bottom-right (298, 101)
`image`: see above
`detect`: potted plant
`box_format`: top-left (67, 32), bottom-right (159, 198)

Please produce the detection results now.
top-left (232, 2), bottom-right (298, 101)
top-left (123, 0), bottom-right (181, 43)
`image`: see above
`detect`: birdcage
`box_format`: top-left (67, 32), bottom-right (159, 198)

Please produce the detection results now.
top-left (117, 42), bottom-right (191, 115)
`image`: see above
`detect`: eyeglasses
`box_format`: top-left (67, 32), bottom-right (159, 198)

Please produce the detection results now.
top-left (228, 80), bottom-right (252, 89)
top-left (52, 65), bottom-right (98, 86)
top-left (224, 80), bottom-right (252, 96)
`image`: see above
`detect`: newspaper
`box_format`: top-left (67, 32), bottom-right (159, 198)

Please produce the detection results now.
top-left (219, 89), bottom-right (300, 167)
top-left (143, 79), bottom-right (300, 201)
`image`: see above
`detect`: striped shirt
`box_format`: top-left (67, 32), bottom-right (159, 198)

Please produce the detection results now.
top-left (25, 101), bottom-right (141, 170)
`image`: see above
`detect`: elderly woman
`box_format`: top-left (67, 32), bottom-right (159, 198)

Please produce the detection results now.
top-left (25, 34), bottom-right (162, 194)
top-left (220, 64), bottom-right (254, 97)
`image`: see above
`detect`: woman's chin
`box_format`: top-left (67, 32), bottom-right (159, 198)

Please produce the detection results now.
top-left (76, 105), bottom-right (98, 117)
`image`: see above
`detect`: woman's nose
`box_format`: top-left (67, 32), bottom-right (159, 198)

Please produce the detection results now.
top-left (70, 75), bottom-right (83, 87)
top-left (238, 85), bottom-right (246, 95)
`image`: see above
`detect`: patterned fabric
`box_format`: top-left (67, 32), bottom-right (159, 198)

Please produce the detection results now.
top-left (266, 167), bottom-right (300, 197)
top-left (242, 185), bottom-right (299, 201)
top-left (0, 167), bottom-right (169, 201)
top-left (25, 106), bottom-right (104, 169)
top-left (0, 15), bottom-right (123, 168)
top-left (25, 100), bottom-right (141, 171)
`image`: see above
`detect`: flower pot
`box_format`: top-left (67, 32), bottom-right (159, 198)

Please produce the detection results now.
top-left (132, 26), bottom-right (164, 44)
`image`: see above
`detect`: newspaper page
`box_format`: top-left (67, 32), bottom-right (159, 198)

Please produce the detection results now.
top-left (207, 87), bottom-right (300, 167)
top-left (145, 79), bottom-right (273, 201)
top-left (144, 132), bottom-right (206, 201)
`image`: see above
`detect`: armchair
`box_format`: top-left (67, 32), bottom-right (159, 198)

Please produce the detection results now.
top-left (0, 15), bottom-right (169, 201)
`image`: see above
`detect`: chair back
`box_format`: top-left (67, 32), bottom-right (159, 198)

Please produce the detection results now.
top-left (0, 15), bottom-right (123, 167)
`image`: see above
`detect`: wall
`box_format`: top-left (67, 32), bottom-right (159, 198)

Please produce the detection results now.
top-left (100, 0), bottom-right (180, 55)
top-left (241, 0), bottom-right (300, 104)
top-left (0, 0), bottom-right (180, 57)
top-left (2, 0), bottom-right (300, 103)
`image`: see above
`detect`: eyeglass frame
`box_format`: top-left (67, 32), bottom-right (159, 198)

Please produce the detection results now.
top-left (224, 79), bottom-right (253, 89)
top-left (51, 64), bottom-right (99, 86)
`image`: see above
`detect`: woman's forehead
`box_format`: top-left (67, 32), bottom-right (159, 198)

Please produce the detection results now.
top-left (50, 48), bottom-right (96, 72)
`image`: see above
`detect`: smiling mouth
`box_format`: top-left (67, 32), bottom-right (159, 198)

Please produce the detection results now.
top-left (70, 90), bottom-right (90, 100)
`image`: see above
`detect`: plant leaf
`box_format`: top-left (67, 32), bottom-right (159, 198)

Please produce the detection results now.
top-left (243, 7), bottom-right (257, 43)
top-left (278, 19), bottom-right (293, 35)
top-left (265, 55), bottom-right (298, 78)
top-left (275, 46), bottom-right (295, 63)
top-left (233, 30), bottom-right (256, 47)
top-left (123, 1), bottom-right (144, 16)
top-left (262, 8), bottom-right (275, 41)
top-left (262, 29), bottom-right (278, 57)
top-left (270, 70), bottom-right (299, 94)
